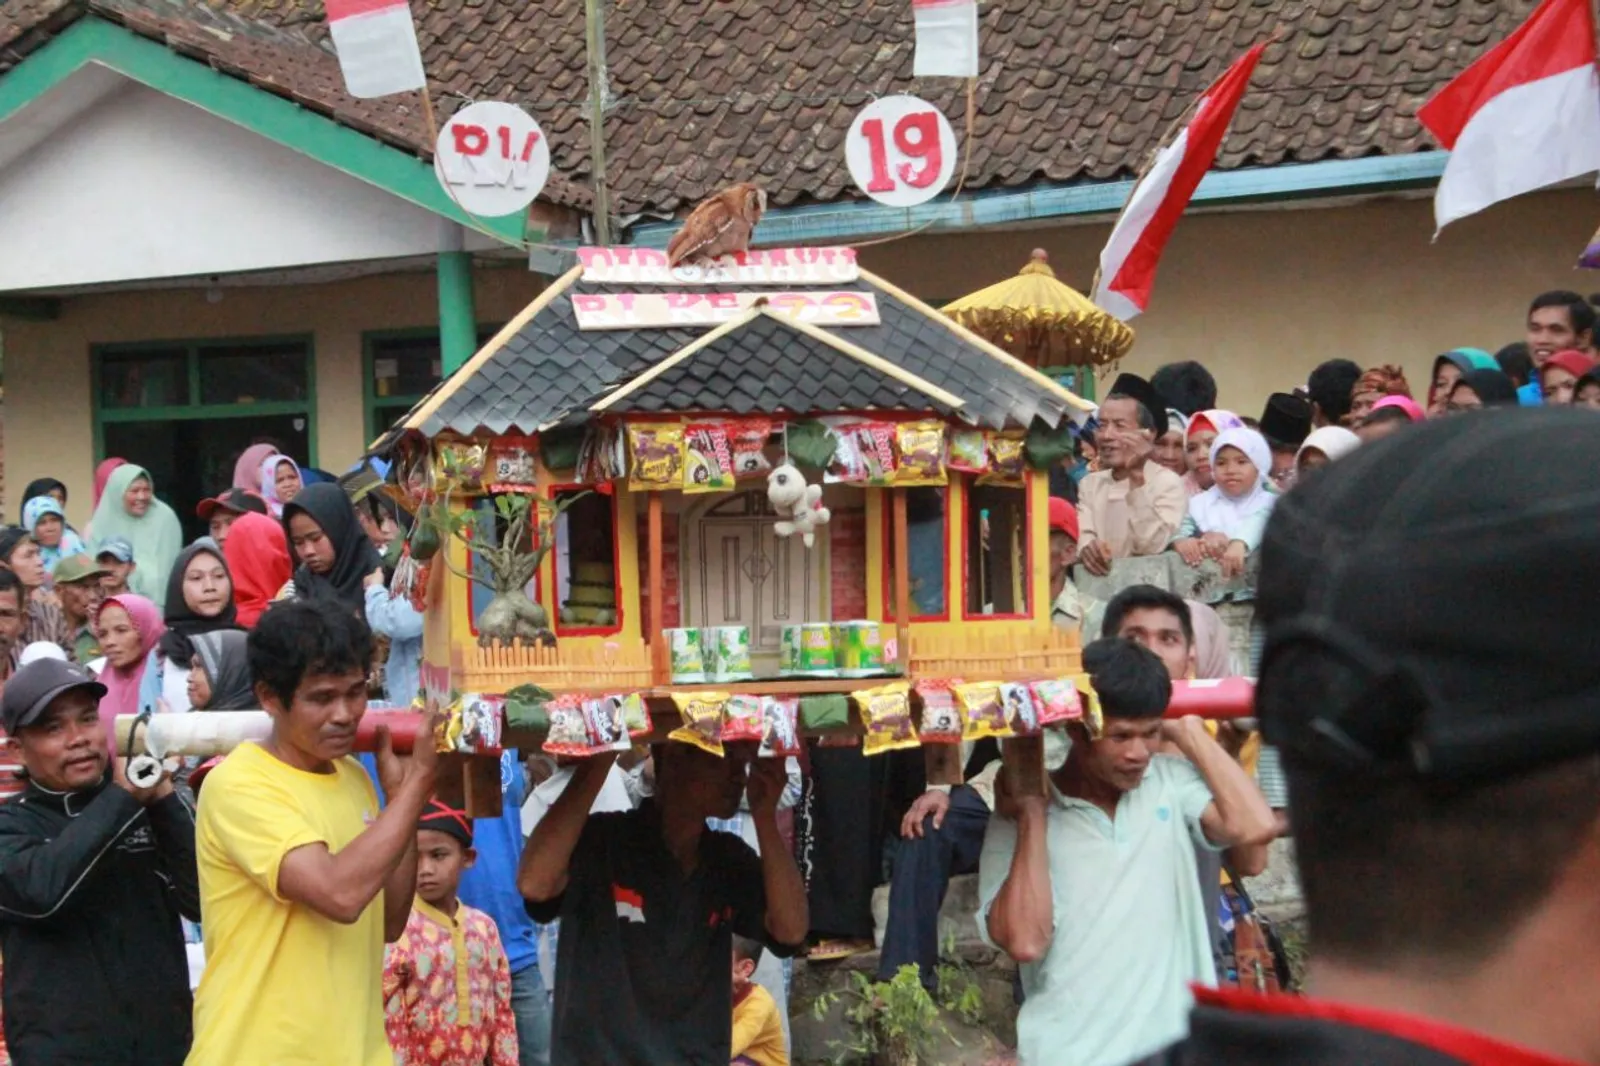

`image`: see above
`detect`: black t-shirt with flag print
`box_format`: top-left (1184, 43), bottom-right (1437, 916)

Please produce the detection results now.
top-left (525, 801), bottom-right (800, 1065)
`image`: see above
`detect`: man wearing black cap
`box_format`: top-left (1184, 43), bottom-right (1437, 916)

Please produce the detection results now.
top-left (1075, 373), bottom-right (1187, 576)
top-left (0, 659), bottom-right (198, 1065)
top-left (1149, 408), bottom-right (1600, 1065)
top-left (1259, 392), bottom-right (1313, 492)
top-left (195, 489), bottom-right (268, 548)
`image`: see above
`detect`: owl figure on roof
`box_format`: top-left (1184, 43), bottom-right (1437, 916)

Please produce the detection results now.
top-left (665, 182), bottom-right (768, 266)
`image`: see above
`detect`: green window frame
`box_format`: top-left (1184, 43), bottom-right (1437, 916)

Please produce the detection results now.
top-left (363, 325), bottom-right (502, 441)
top-left (91, 334), bottom-right (319, 460)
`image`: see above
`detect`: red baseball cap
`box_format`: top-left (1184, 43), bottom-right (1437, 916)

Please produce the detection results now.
top-left (196, 488), bottom-right (269, 521)
top-left (1048, 497), bottom-right (1079, 541)
top-left (1541, 349), bottom-right (1598, 384)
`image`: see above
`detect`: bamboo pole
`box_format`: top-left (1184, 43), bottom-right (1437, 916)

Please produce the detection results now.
top-left (583, 0), bottom-right (614, 245)
top-left (891, 489), bottom-right (911, 675)
top-left (647, 491), bottom-right (667, 686)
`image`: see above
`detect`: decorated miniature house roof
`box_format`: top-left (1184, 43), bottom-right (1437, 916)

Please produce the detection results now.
top-left (379, 248), bottom-right (1090, 448)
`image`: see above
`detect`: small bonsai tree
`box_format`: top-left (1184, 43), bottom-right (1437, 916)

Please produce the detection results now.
top-left (414, 490), bottom-right (589, 647)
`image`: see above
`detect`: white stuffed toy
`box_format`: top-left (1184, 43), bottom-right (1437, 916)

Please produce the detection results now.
top-left (767, 463), bottom-right (831, 548)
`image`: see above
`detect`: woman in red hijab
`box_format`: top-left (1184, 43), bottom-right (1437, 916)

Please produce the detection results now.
top-left (222, 511), bottom-right (292, 627)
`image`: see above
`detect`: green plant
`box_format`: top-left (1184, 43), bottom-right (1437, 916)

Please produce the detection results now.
top-left (934, 934), bottom-right (985, 1027)
top-left (812, 966), bottom-right (953, 1066)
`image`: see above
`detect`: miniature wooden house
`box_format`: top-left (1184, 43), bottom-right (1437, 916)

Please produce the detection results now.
top-left (375, 247), bottom-right (1092, 699)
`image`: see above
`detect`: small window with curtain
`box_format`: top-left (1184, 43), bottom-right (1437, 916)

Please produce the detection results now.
top-left (966, 480), bottom-right (1031, 617)
top-left (553, 489), bottom-right (620, 633)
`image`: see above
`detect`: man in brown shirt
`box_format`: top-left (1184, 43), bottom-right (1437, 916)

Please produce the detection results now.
top-left (0, 528), bottom-right (72, 658)
top-left (1077, 373), bottom-right (1188, 576)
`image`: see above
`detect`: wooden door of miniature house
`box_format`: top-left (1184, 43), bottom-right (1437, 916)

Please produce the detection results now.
top-left (681, 490), bottom-right (827, 672)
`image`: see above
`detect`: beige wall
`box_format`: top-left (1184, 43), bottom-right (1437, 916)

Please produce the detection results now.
top-left (861, 186), bottom-right (1595, 413)
top-left (0, 263), bottom-right (545, 528)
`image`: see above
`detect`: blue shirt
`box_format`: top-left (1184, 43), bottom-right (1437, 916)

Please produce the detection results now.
top-left (1518, 382), bottom-right (1543, 406)
top-left (459, 750), bottom-right (539, 975)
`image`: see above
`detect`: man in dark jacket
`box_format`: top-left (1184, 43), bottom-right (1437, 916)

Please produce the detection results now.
top-left (1149, 410), bottom-right (1600, 1065)
top-left (0, 658), bottom-right (199, 1065)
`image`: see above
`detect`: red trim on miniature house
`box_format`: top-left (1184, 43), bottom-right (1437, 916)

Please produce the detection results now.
top-left (880, 487), bottom-right (951, 622)
top-left (549, 482), bottom-right (625, 637)
top-left (959, 471), bottom-right (1034, 622)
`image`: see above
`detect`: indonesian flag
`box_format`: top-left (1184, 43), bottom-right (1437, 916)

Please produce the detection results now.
top-left (1092, 43), bottom-right (1266, 321)
top-left (1582, 220), bottom-right (1600, 270)
top-left (325, 0), bottom-right (427, 99)
top-left (912, 0), bottom-right (978, 78)
top-left (1418, 0), bottom-right (1600, 232)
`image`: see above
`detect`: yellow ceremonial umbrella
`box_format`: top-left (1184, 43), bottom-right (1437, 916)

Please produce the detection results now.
top-left (941, 249), bottom-right (1135, 369)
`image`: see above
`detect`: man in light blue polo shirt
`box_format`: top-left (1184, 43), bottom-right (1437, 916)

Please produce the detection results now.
top-left (978, 638), bottom-right (1275, 1066)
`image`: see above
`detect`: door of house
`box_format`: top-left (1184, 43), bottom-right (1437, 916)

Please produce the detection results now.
top-left (684, 491), bottom-right (823, 669)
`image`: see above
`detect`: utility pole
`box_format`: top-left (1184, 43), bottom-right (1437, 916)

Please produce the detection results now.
top-left (584, 0), bottom-right (614, 246)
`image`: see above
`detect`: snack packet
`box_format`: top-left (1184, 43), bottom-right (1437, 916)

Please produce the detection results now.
top-left (947, 427), bottom-right (988, 475)
top-left (978, 431), bottom-right (1027, 487)
top-left (999, 682), bottom-right (1041, 736)
top-left (1030, 679), bottom-right (1083, 728)
top-left (826, 423), bottom-right (896, 485)
top-left (893, 420), bottom-right (947, 486)
top-left (955, 682), bottom-right (1011, 740)
top-left (684, 423), bottom-right (736, 493)
top-left (434, 439), bottom-right (487, 493)
top-left (576, 424), bottom-right (608, 484)
top-left (582, 695), bottom-right (631, 751)
top-left (1083, 687), bottom-right (1104, 740)
top-left (912, 679), bottom-right (963, 744)
top-left (486, 435), bottom-right (539, 493)
top-left (669, 692), bottom-right (730, 756)
top-left (628, 424), bottom-right (686, 490)
top-left (758, 697), bottom-right (801, 758)
top-left (730, 419), bottom-right (773, 478)
top-left (858, 681), bottom-right (918, 756)
top-left (621, 692), bottom-right (652, 737)
top-left (723, 694), bottom-right (765, 743)
top-left (542, 695), bottom-right (591, 756)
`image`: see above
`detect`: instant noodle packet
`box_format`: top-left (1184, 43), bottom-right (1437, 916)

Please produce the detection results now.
top-left (670, 692), bottom-right (730, 756)
top-left (955, 682), bottom-right (1011, 740)
top-left (858, 681), bottom-right (919, 756)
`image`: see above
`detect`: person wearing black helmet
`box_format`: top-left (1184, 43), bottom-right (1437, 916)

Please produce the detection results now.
top-left (1149, 408), bottom-right (1600, 1065)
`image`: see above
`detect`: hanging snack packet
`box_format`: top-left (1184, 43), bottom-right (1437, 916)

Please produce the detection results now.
top-left (730, 419), bottom-right (774, 478)
top-left (434, 439), bottom-right (487, 493)
top-left (999, 682), bottom-right (1041, 736)
top-left (947, 427), bottom-right (988, 474)
top-left (978, 431), bottom-right (1027, 487)
top-left (669, 692), bottom-right (730, 756)
top-left (857, 682), bottom-right (918, 756)
top-left (628, 423), bottom-right (686, 490)
top-left (955, 682), bottom-right (1011, 740)
top-left (576, 425), bottom-right (606, 484)
top-left (684, 423), bottom-right (736, 493)
top-left (582, 695), bottom-right (631, 751)
top-left (621, 692), bottom-right (652, 737)
top-left (759, 697), bottom-right (802, 757)
top-left (1083, 687), bottom-right (1104, 740)
top-left (912, 679), bottom-right (963, 744)
top-left (893, 421), bottom-right (948, 486)
top-left (1030, 679), bottom-right (1083, 728)
top-left (723, 694), bottom-right (766, 743)
top-left (487, 435), bottom-right (539, 493)
top-left (543, 695), bottom-right (592, 756)
top-left (826, 423), bottom-right (896, 485)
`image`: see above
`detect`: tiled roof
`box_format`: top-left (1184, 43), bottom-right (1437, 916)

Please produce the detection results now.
top-left (2, 0), bottom-right (1538, 217)
top-left (385, 266), bottom-right (1083, 444)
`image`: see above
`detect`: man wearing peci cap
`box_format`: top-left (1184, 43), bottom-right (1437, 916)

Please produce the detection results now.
top-left (1259, 392), bottom-right (1312, 492)
top-left (1075, 373), bottom-right (1188, 576)
top-left (0, 659), bottom-right (198, 1065)
top-left (95, 536), bottom-right (138, 598)
top-left (195, 489), bottom-right (268, 549)
top-left (53, 555), bottom-right (107, 665)
top-left (1149, 408), bottom-right (1600, 1065)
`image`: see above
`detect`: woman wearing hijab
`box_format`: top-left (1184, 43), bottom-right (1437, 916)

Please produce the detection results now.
top-left (1295, 426), bottom-right (1362, 477)
top-left (1182, 410), bottom-right (1246, 494)
top-left (87, 464), bottom-right (184, 608)
top-left (257, 453), bottom-right (305, 518)
top-left (1447, 369), bottom-right (1520, 412)
top-left (20, 478), bottom-right (68, 513)
top-left (92, 459), bottom-right (127, 510)
top-left (186, 630), bottom-right (255, 711)
top-left (22, 495), bottom-right (86, 576)
top-left (223, 512), bottom-right (293, 628)
top-left (232, 443), bottom-right (277, 495)
top-left (1538, 349), bottom-right (1599, 406)
top-left (281, 483), bottom-right (383, 616)
top-left (92, 594), bottom-right (166, 745)
top-left (1171, 427), bottom-right (1276, 579)
top-left (1426, 348), bottom-right (1498, 417)
top-left (157, 542), bottom-right (240, 714)
top-left (1153, 410), bottom-right (1191, 481)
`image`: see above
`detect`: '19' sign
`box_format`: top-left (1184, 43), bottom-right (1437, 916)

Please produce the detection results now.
top-left (844, 95), bottom-right (958, 208)
top-left (434, 100), bottom-right (552, 219)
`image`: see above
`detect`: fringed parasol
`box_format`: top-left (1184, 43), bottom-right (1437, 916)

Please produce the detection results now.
top-left (941, 249), bottom-right (1135, 369)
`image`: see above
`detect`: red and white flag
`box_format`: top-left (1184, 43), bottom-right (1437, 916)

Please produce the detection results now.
top-left (1092, 43), bottom-right (1266, 321)
top-left (912, 0), bottom-right (978, 78)
top-left (325, 0), bottom-right (427, 99)
top-left (1418, 0), bottom-right (1600, 232)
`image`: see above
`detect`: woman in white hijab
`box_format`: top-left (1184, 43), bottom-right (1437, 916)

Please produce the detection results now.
top-left (1172, 427), bottom-right (1276, 577)
top-left (1295, 426), bottom-right (1362, 477)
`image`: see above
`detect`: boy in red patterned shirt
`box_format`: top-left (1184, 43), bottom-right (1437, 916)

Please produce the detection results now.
top-left (384, 800), bottom-right (518, 1066)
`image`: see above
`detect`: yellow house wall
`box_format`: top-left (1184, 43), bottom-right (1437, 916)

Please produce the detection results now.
top-left (859, 187), bottom-right (1594, 411)
top-left (1, 264), bottom-right (546, 528)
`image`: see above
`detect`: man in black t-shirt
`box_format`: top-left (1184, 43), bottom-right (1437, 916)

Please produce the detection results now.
top-left (519, 742), bottom-right (807, 1065)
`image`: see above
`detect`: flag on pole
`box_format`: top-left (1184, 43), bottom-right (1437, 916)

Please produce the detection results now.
top-left (1418, 0), bottom-right (1600, 233)
top-left (1581, 220), bottom-right (1600, 269)
top-left (325, 0), bottom-right (427, 99)
top-left (912, 0), bottom-right (978, 78)
top-left (1091, 43), bottom-right (1266, 322)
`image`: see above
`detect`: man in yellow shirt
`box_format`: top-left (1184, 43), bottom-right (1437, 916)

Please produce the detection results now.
top-left (186, 599), bottom-right (439, 1066)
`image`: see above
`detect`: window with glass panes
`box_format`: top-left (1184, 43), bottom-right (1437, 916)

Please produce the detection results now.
top-left (364, 327), bottom-right (500, 440)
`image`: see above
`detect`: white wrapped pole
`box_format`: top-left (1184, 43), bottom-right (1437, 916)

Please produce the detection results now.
top-left (114, 712), bottom-right (274, 759)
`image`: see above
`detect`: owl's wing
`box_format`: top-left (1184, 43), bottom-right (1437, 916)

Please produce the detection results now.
top-left (666, 197), bottom-right (740, 266)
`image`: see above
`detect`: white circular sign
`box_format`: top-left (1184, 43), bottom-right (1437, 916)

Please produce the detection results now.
top-left (434, 101), bottom-right (551, 218)
top-left (844, 95), bottom-right (959, 207)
